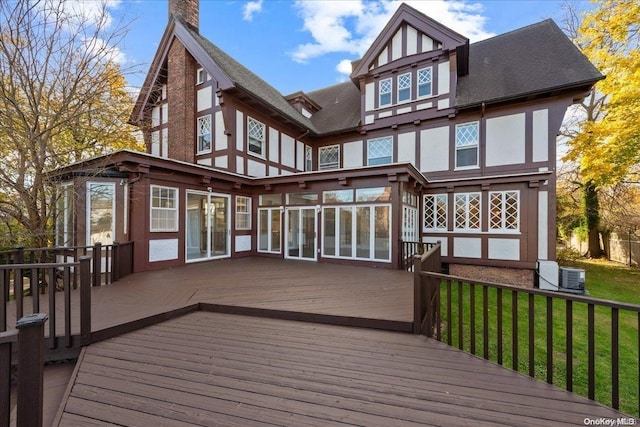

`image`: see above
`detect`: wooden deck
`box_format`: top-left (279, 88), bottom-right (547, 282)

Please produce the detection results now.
top-left (6, 257), bottom-right (415, 339)
top-left (55, 311), bottom-right (625, 426)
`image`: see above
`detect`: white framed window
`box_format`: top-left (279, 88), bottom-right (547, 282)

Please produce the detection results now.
top-left (455, 122), bottom-right (479, 168)
top-left (379, 78), bottom-right (392, 107)
top-left (247, 117), bottom-right (265, 157)
top-left (367, 136), bottom-right (393, 165)
top-left (398, 72), bottom-right (411, 102)
top-left (150, 185), bottom-right (178, 232)
top-left (318, 145), bottom-right (339, 170)
top-left (56, 183), bottom-right (74, 247)
top-left (424, 194), bottom-right (447, 231)
top-left (196, 68), bottom-right (206, 85)
top-left (454, 193), bottom-right (481, 231)
top-left (235, 196), bottom-right (252, 230)
top-left (418, 67), bottom-right (432, 98)
top-left (197, 115), bottom-right (212, 154)
top-left (87, 182), bottom-right (115, 245)
top-left (489, 191), bottom-right (519, 232)
top-left (305, 146), bottom-right (313, 171)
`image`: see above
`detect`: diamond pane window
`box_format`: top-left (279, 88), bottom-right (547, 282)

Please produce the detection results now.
top-left (368, 137), bottom-right (393, 165)
top-left (197, 115), bottom-right (211, 153)
top-left (398, 73), bottom-right (411, 102)
top-left (379, 78), bottom-right (392, 106)
top-left (424, 194), bottom-right (447, 231)
top-left (454, 193), bottom-right (481, 231)
top-left (248, 117), bottom-right (265, 156)
top-left (319, 145), bottom-right (339, 170)
top-left (455, 122), bottom-right (479, 168)
top-left (490, 191), bottom-right (519, 231)
top-left (418, 67), bottom-right (432, 97)
top-left (305, 146), bottom-right (312, 171)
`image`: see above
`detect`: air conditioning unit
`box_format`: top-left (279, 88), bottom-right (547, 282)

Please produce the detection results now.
top-left (559, 267), bottom-right (586, 294)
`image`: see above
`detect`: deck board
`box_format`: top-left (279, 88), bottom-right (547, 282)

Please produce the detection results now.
top-left (56, 311), bottom-right (625, 426)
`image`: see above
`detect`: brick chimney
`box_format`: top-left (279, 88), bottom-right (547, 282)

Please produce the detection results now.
top-left (169, 0), bottom-right (199, 31)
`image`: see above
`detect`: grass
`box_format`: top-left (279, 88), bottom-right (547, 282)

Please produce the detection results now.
top-left (435, 258), bottom-right (640, 417)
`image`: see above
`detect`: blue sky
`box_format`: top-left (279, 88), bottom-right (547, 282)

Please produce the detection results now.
top-left (100, 0), bottom-right (592, 96)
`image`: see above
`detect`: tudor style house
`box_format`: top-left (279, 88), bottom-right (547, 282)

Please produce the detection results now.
top-left (48, 0), bottom-right (602, 286)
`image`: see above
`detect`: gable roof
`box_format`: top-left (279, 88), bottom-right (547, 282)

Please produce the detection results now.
top-left (131, 17), bottom-right (317, 133)
top-left (351, 3), bottom-right (468, 79)
top-left (456, 19), bottom-right (603, 108)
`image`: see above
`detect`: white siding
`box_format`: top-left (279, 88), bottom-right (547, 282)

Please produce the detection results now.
top-left (236, 111), bottom-right (244, 151)
top-left (391, 29), bottom-right (402, 61)
top-left (378, 47), bottom-right (388, 67)
top-left (215, 111), bottom-right (226, 150)
top-left (416, 102), bottom-right (433, 110)
top-left (538, 191), bottom-right (548, 260)
top-left (406, 25), bottom-right (418, 55)
top-left (269, 166), bottom-right (279, 176)
top-left (296, 141), bottom-right (304, 171)
top-left (420, 126), bottom-right (449, 172)
top-left (365, 115), bottom-right (375, 124)
top-left (235, 235), bottom-right (252, 252)
top-left (196, 158), bottom-right (212, 166)
top-left (397, 132), bottom-right (416, 166)
top-left (453, 237), bottom-right (481, 258)
top-left (421, 35), bottom-right (433, 52)
top-left (533, 109), bottom-right (549, 162)
top-left (379, 111), bottom-right (393, 118)
top-left (343, 141), bottom-right (363, 168)
top-left (423, 236), bottom-right (447, 257)
top-left (437, 61), bottom-right (450, 95)
top-left (488, 239), bottom-right (520, 261)
top-left (236, 157), bottom-right (244, 175)
top-left (437, 99), bottom-right (450, 110)
top-left (161, 129), bottom-right (168, 157)
top-left (486, 113), bottom-right (526, 166)
top-left (197, 86), bottom-right (212, 112)
top-left (247, 159), bottom-right (266, 177)
top-left (149, 239), bottom-right (178, 262)
top-left (281, 134), bottom-right (295, 168)
top-left (151, 131), bottom-right (160, 155)
top-left (151, 107), bottom-right (160, 127)
top-left (161, 104), bottom-right (168, 124)
top-left (214, 156), bottom-right (227, 168)
top-left (397, 106), bottom-right (411, 115)
top-left (365, 82), bottom-right (375, 111)
top-left (269, 128), bottom-right (279, 163)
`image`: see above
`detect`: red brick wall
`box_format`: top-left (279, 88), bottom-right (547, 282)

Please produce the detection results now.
top-left (448, 264), bottom-right (534, 288)
top-left (167, 39), bottom-right (196, 163)
top-left (169, 0), bottom-right (199, 30)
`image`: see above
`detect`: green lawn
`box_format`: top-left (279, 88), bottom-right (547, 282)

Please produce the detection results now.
top-left (436, 259), bottom-right (640, 417)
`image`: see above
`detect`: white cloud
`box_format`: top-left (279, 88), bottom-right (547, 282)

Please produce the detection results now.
top-left (336, 59), bottom-right (354, 76)
top-left (84, 37), bottom-right (127, 66)
top-left (243, 0), bottom-right (264, 22)
top-left (56, 0), bottom-right (122, 29)
top-left (291, 0), bottom-right (494, 70)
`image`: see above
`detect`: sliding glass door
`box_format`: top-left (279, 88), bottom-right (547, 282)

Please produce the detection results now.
top-left (285, 207), bottom-right (316, 260)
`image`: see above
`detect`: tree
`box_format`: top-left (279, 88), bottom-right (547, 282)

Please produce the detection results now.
top-left (561, 0), bottom-right (640, 257)
top-left (0, 0), bottom-right (142, 249)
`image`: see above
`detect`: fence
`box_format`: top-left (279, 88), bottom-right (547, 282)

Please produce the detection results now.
top-left (399, 240), bottom-right (439, 271)
top-left (412, 257), bottom-right (640, 416)
top-left (0, 242), bottom-right (134, 426)
top-left (567, 232), bottom-right (639, 267)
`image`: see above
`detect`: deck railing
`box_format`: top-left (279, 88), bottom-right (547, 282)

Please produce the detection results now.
top-left (413, 262), bottom-right (640, 416)
top-left (399, 240), bottom-right (439, 270)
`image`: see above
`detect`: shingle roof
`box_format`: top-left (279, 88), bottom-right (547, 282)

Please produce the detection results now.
top-left (305, 82), bottom-right (362, 134)
top-left (182, 22), bottom-right (318, 133)
top-left (456, 19), bottom-right (603, 107)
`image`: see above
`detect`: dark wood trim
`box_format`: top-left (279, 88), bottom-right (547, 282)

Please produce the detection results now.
top-left (199, 303), bottom-right (413, 333)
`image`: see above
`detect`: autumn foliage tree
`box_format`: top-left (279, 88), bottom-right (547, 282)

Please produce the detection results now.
top-left (0, 0), bottom-right (142, 248)
top-left (561, 0), bottom-right (640, 256)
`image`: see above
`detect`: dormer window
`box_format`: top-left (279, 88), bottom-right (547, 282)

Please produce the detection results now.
top-left (196, 68), bottom-right (206, 85)
top-left (379, 78), bottom-right (392, 107)
top-left (418, 67), bottom-right (432, 97)
top-left (398, 73), bottom-right (411, 102)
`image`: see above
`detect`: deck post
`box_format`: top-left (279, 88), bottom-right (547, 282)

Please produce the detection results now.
top-left (112, 241), bottom-right (120, 282)
top-left (16, 313), bottom-right (48, 427)
top-left (413, 254), bottom-right (423, 334)
top-left (80, 256), bottom-right (92, 345)
top-left (0, 331), bottom-right (17, 427)
top-left (92, 242), bottom-right (101, 287)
